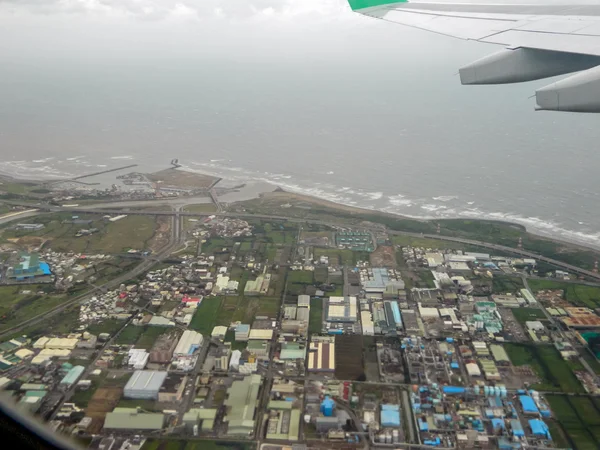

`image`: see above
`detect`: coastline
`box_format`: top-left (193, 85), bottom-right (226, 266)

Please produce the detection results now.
top-left (2, 166), bottom-right (599, 255)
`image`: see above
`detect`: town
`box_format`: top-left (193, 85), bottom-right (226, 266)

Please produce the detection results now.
top-left (0, 177), bottom-right (600, 450)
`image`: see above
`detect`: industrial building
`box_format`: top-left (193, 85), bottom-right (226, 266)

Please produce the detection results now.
top-left (248, 329), bottom-right (273, 340)
top-left (326, 296), bottom-right (357, 323)
top-left (244, 273), bottom-right (271, 295)
top-left (157, 374), bottom-right (187, 403)
top-left (123, 370), bottom-right (167, 400)
top-left (103, 408), bottom-right (165, 431)
top-left (127, 349), bottom-right (149, 370)
top-left (59, 366), bottom-right (84, 388)
top-left (307, 338), bottom-right (335, 372)
top-left (279, 342), bottom-right (306, 360)
top-left (247, 340), bottom-right (269, 358)
top-left (149, 333), bottom-right (178, 364)
top-left (224, 374), bottom-right (262, 436)
top-left (7, 252), bottom-right (52, 281)
top-left (297, 295), bottom-right (310, 308)
top-left (182, 408), bottom-right (217, 433)
top-left (173, 330), bottom-right (203, 358)
top-left (266, 408), bottom-right (301, 441)
top-left (381, 404), bottom-right (401, 427)
top-left (235, 324), bottom-right (250, 341)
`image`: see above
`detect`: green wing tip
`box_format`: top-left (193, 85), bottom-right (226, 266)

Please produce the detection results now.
top-left (348, 0), bottom-right (408, 11)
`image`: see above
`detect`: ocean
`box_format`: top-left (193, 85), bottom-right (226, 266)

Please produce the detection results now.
top-left (1, 21), bottom-right (599, 249)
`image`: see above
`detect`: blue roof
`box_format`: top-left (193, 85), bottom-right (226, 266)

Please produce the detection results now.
top-left (492, 418), bottom-right (505, 430)
top-left (529, 419), bottom-right (550, 438)
top-left (519, 396), bottom-right (539, 413)
top-left (381, 404), bottom-right (400, 427)
top-left (443, 386), bottom-right (465, 394)
top-left (321, 397), bottom-right (335, 408)
top-left (419, 419), bottom-right (429, 431)
top-left (450, 362), bottom-right (459, 369)
top-left (389, 302), bottom-right (401, 325)
top-left (39, 262), bottom-right (51, 275)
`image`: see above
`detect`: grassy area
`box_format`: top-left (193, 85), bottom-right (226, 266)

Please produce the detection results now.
top-left (309, 298), bottom-right (323, 335)
top-left (0, 284), bottom-right (70, 332)
top-left (189, 297), bottom-right (223, 335)
top-left (288, 270), bottom-right (314, 284)
top-left (313, 248), bottom-right (362, 266)
top-left (492, 275), bottom-right (524, 293)
top-left (392, 235), bottom-right (466, 250)
top-left (581, 350), bottom-right (600, 376)
top-left (115, 325), bottom-right (169, 349)
top-left (511, 307), bottom-right (547, 324)
top-left (86, 319), bottom-right (127, 337)
top-left (142, 439), bottom-right (256, 450)
top-left (183, 203), bottom-right (218, 214)
top-left (528, 279), bottom-right (600, 309)
top-left (505, 344), bottom-right (584, 393)
top-left (547, 395), bottom-right (600, 450)
top-left (1, 213), bottom-right (159, 254)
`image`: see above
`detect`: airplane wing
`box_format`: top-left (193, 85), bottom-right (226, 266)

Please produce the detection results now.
top-left (348, 0), bottom-right (600, 112)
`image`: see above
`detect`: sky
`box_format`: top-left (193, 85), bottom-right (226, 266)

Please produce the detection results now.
top-left (0, 0), bottom-right (495, 65)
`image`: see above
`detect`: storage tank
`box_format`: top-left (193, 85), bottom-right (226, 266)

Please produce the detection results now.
top-left (385, 431), bottom-right (392, 443)
top-left (193, 424), bottom-right (198, 436)
top-left (392, 429), bottom-right (399, 443)
top-left (378, 433), bottom-right (386, 443)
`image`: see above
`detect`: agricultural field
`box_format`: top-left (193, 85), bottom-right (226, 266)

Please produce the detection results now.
top-left (183, 203), bottom-right (218, 214)
top-left (142, 440), bottom-right (255, 450)
top-left (492, 275), bottom-right (524, 293)
top-left (510, 307), bottom-right (547, 324)
top-left (528, 279), bottom-right (600, 309)
top-left (505, 344), bottom-right (584, 393)
top-left (115, 325), bottom-right (170, 349)
top-left (546, 395), bottom-right (600, 450)
top-left (288, 270), bottom-right (314, 284)
top-left (309, 298), bottom-right (324, 335)
top-left (189, 297), bottom-right (223, 335)
top-left (313, 248), bottom-right (364, 266)
top-left (0, 284), bottom-right (69, 332)
top-left (86, 319), bottom-right (127, 337)
top-left (334, 335), bottom-right (365, 380)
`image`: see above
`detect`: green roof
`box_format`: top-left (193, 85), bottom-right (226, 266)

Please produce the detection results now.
top-left (490, 344), bottom-right (510, 362)
top-left (268, 400), bottom-right (294, 410)
top-left (104, 409), bottom-right (164, 430)
top-left (224, 375), bottom-right (262, 435)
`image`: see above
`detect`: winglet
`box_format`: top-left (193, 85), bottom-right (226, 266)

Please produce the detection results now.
top-left (348, 0), bottom-right (408, 11)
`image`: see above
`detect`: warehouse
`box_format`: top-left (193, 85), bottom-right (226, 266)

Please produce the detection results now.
top-left (127, 349), bottom-right (149, 370)
top-left (381, 404), bottom-right (401, 427)
top-left (235, 324), bottom-right (250, 341)
top-left (490, 345), bottom-right (510, 365)
top-left (149, 334), bottom-right (178, 364)
top-left (248, 329), bottom-right (273, 340)
top-left (123, 370), bottom-right (167, 400)
top-left (59, 366), bottom-right (84, 388)
top-left (247, 340), bottom-right (269, 358)
top-left (158, 374), bottom-right (187, 403)
top-left (326, 296), bottom-right (357, 323)
top-left (182, 408), bottom-right (217, 433)
top-left (224, 374), bottom-right (262, 435)
top-left (173, 330), bottom-right (203, 358)
top-left (297, 295), bottom-right (310, 308)
top-left (307, 338), bottom-right (335, 372)
top-left (104, 408), bottom-right (164, 431)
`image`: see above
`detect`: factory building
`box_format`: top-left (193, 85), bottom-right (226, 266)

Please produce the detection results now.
top-left (157, 374), bottom-right (187, 403)
top-left (266, 409), bottom-right (300, 441)
top-left (384, 301), bottom-right (403, 330)
top-left (326, 297), bottom-right (357, 323)
top-left (173, 330), bottom-right (203, 358)
top-left (224, 374), bottom-right (262, 436)
top-left (123, 370), bottom-right (167, 400)
top-left (247, 340), bottom-right (269, 359)
top-left (127, 349), bottom-right (149, 370)
top-left (103, 408), bottom-right (165, 431)
top-left (7, 252), bottom-right (51, 281)
top-left (297, 295), bottom-right (310, 308)
top-left (235, 324), bottom-right (250, 341)
top-left (520, 289), bottom-right (537, 305)
top-left (182, 408), bottom-right (217, 433)
top-left (307, 338), bottom-right (335, 372)
top-left (244, 273), bottom-right (271, 295)
top-left (149, 333), bottom-right (178, 364)
top-left (361, 311), bottom-right (374, 336)
top-left (381, 404), bottom-right (401, 427)
top-left (59, 366), bottom-right (85, 388)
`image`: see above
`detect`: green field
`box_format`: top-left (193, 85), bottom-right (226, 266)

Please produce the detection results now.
top-left (492, 275), bottom-right (524, 293)
top-left (183, 203), bottom-right (218, 214)
top-left (0, 284), bottom-right (70, 332)
top-left (511, 307), bottom-right (547, 324)
top-left (313, 248), bottom-right (363, 266)
top-left (86, 319), bottom-right (127, 337)
top-left (288, 270), bottom-right (314, 284)
top-left (115, 325), bottom-right (170, 349)
top-left (116, 398), bottom-right (157, 411)
top-left (189, 297), bottom-right (223, 334)
top-left (581, 350), bottom-right (600, 376)
top-left (547, 395), bottom-right (600, 450)
top-left (505, 344), bottom-right (584, 393)
top-left (1, 213), bottom-right (159, 254)
top-left (392, 235), bottom-right (467, 250)
top-left (528, 279), bottom-right (600, 309)
top-left (309, 298), bottom-right (324, 334)
top-left (142, 439), bottom-right (255, 450)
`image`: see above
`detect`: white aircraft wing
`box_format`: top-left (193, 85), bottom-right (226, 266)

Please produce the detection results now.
top-left (348, 0), bottom-right (600, 112)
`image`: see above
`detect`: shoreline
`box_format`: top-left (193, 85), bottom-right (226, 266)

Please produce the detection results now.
top-left (2, 168), bottom-right (599, 255)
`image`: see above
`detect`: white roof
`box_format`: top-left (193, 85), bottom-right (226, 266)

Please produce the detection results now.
top-left (211, 326), bottom-right (228, 337)
top-left (249, 329), bottom-right (273, 340)
top-left (174, 330), bottom-right (203, 356)
top-left (418, 304), bottom-right (439, 318)
top-left (466, 362), bottom-right (481, 376)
